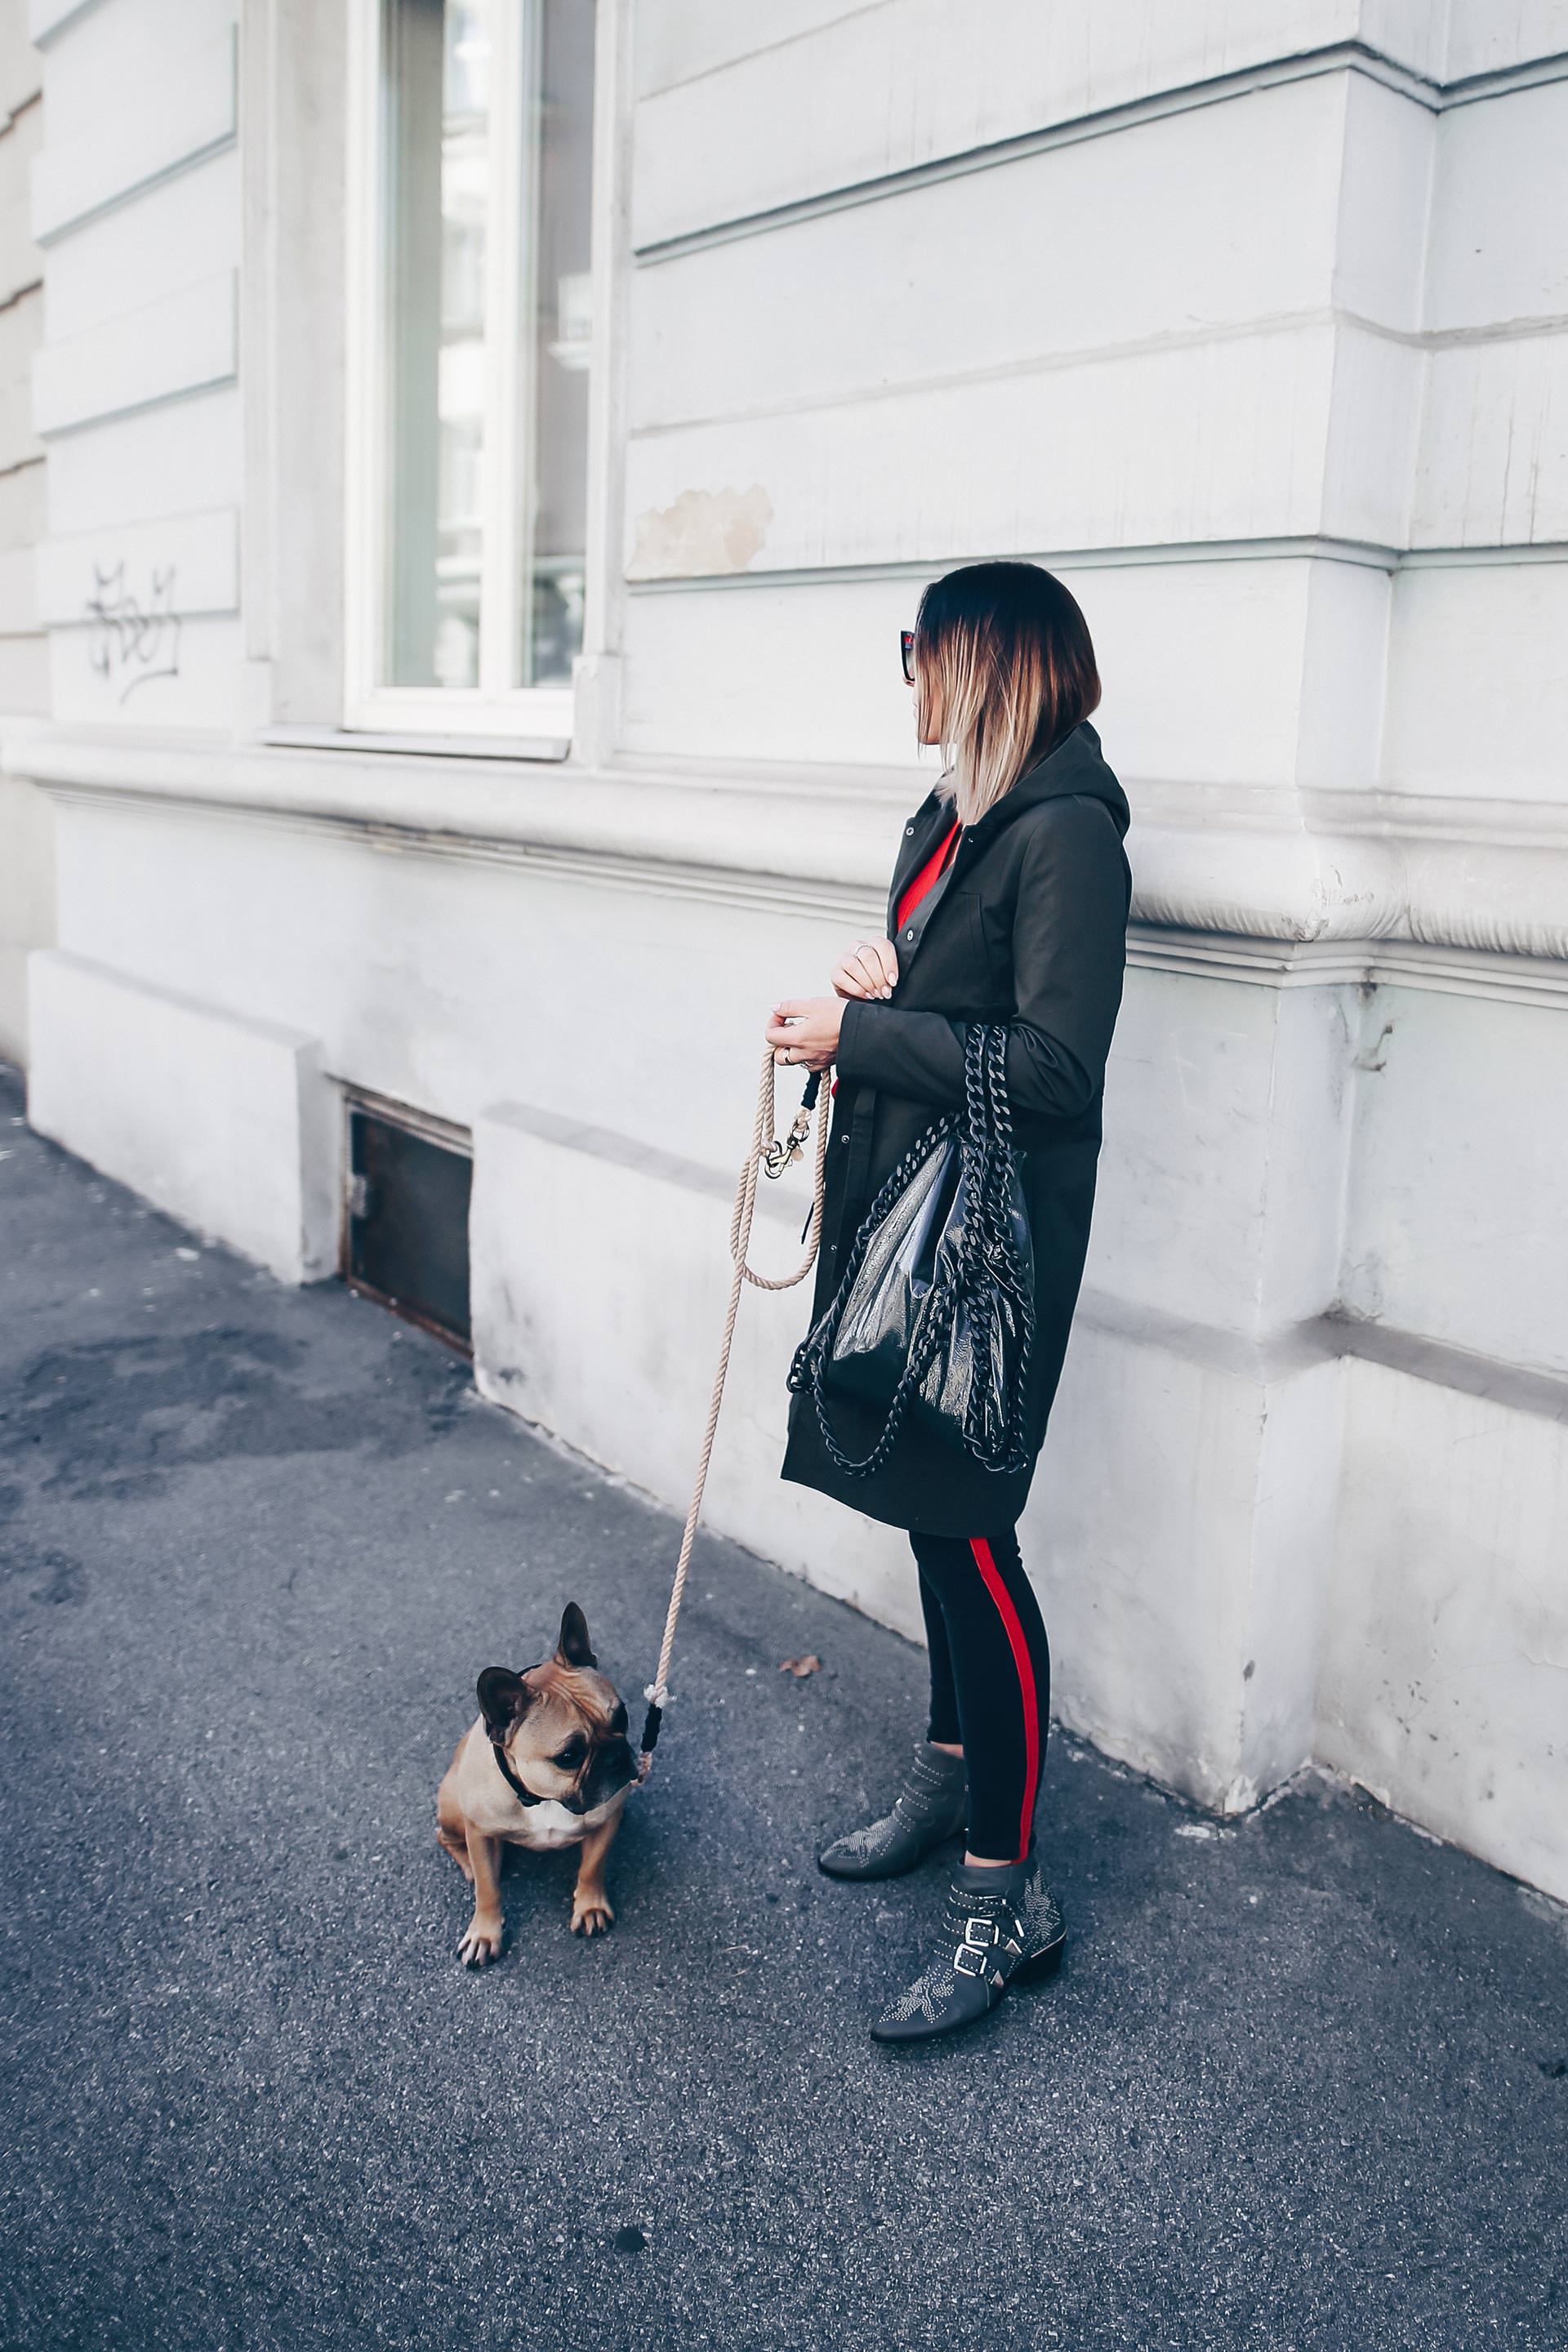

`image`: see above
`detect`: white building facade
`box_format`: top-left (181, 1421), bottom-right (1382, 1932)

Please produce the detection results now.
top-left (7, 1), bottom-right (1567, 1899)
top-left (0, 0), bottom-right (48, 1067)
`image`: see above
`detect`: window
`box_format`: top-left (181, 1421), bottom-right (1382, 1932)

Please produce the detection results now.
top-left (346, 0), bottom-right (597, 739)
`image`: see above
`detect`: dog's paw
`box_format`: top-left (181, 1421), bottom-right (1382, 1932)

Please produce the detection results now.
top-left (458, 1912), bottom-right (503, 1967)
top-left (570, 1891), bottom-right (614, 1936)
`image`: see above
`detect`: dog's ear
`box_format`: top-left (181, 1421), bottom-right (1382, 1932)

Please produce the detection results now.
top-left (555, 1601), bottom-right (597, 1670)
top-left (477, 1667), bottom-right (532, 1742)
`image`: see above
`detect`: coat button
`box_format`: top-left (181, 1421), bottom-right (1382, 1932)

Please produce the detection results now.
top-left (905, 928), bottom-right (915, 941)
top-left (905, 824), bottom-right (914, 835)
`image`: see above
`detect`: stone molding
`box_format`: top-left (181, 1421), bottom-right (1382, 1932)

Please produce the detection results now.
top-left (624, 536), bottom-right (1568, 593)
top-left (635, 39), bottom-right (1568, 265)
top-left (11, 724), bottom-right (1568, 987)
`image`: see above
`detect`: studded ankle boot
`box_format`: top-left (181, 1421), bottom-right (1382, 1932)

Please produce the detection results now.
top-left (817, 1741), bottom-right (969, 1881)
top-left (869, 1860), bottom-right (1066, 2046)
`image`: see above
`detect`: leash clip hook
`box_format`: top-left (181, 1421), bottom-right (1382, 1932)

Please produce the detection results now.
top-left (763, 1107), bottom-right (812, 1179)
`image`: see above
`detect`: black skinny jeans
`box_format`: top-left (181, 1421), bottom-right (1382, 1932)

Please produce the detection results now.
top-left (911, 1527), bottom-right (1051, 1864)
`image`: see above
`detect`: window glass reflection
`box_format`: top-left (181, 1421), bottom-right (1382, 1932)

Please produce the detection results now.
top-left (383, 0), bottom-right (492, 689)
top-left (521, 1), bottom-right (594, 686)
top-left (378, 0), bottom-right (595, 698)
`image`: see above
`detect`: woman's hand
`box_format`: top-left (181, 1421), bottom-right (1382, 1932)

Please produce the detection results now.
top-left (831, 938), bottom-right (899, 1001)
top-left (765, 996), bottom-right (844, 1073)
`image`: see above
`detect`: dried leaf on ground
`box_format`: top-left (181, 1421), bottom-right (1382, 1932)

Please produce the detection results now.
top-left (780, 1654), bottom-right (822, 1678)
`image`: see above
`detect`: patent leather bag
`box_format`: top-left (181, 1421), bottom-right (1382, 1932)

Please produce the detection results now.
top-left (786, 1022), bottom-right (1036, 1479)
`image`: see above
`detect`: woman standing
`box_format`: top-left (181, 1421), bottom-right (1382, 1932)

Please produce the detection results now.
top-left (764, 561), bottom-right (1130, 2045)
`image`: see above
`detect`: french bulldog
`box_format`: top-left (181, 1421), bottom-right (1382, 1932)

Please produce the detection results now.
top-left (436, 1602), bottom-right (639, 1963)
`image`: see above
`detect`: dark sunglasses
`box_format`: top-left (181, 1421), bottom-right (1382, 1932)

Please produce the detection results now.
top-left (900, 628), bottom-right (916, 684)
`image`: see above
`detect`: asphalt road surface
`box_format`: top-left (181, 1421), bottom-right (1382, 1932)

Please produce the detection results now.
top-left (2, 1063), bottom-right (1566, 2352)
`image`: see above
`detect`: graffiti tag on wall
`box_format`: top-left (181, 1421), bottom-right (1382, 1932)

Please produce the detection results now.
top-left (85, 564), bottom-right (181, 702)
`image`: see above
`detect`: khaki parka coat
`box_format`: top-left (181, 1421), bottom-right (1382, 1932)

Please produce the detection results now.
top-left (780, 719), bottom-right (1131, 1537)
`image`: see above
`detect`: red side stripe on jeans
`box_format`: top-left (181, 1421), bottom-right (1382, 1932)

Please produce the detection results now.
top-left (969, 1537), bottom-right (1040, 1863)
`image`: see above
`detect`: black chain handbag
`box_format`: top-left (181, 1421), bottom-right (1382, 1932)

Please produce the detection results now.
top-left (786, 1023), bottom-right (1036, 1479)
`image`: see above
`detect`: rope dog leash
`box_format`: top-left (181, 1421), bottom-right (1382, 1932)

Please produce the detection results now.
top-left (637, 1049), bottom-right (828, 1766)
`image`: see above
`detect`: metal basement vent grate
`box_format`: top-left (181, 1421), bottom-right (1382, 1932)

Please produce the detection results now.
top-left (341, 1090), bottom-right (473, 1355)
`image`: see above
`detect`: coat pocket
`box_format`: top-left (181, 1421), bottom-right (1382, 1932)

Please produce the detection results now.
top-left (954, 889), bottom-right (1004, 1003)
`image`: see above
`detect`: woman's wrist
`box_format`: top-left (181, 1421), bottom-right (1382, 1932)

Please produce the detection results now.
top-left (834, 994), bottom-right (872, 1083)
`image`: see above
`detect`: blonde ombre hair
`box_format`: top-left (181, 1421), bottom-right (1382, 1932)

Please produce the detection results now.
top-left (913, 562), bottom-right (1101, 826)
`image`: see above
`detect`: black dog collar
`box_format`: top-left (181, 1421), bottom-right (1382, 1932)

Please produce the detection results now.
top-left (490, 1740), bottom-right (543, 1808)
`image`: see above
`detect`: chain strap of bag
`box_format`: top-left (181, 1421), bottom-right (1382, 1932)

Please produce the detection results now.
top-left (962, 1021), bottom-right (1037, 1469)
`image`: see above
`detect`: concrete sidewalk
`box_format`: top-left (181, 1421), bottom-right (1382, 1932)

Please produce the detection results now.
top-left (2, 1060), bottom-right (1566, 2352)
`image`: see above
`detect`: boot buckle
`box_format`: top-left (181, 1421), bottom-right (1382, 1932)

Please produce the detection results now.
top-left (953, 1917), bottom-right (999, 1976)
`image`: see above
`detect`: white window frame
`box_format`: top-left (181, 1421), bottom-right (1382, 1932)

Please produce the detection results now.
top-left (342, 0), bottom-right (585, 746)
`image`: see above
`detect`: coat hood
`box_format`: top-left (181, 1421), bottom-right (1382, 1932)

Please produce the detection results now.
top-left (970, 719), bottom-right (1129, 844)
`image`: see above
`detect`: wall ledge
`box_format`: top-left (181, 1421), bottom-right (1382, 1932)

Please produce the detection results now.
top-left (635, 40), bottom-right (1568, 264)
top-left (8, 723), bottom-right (1568, 975)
